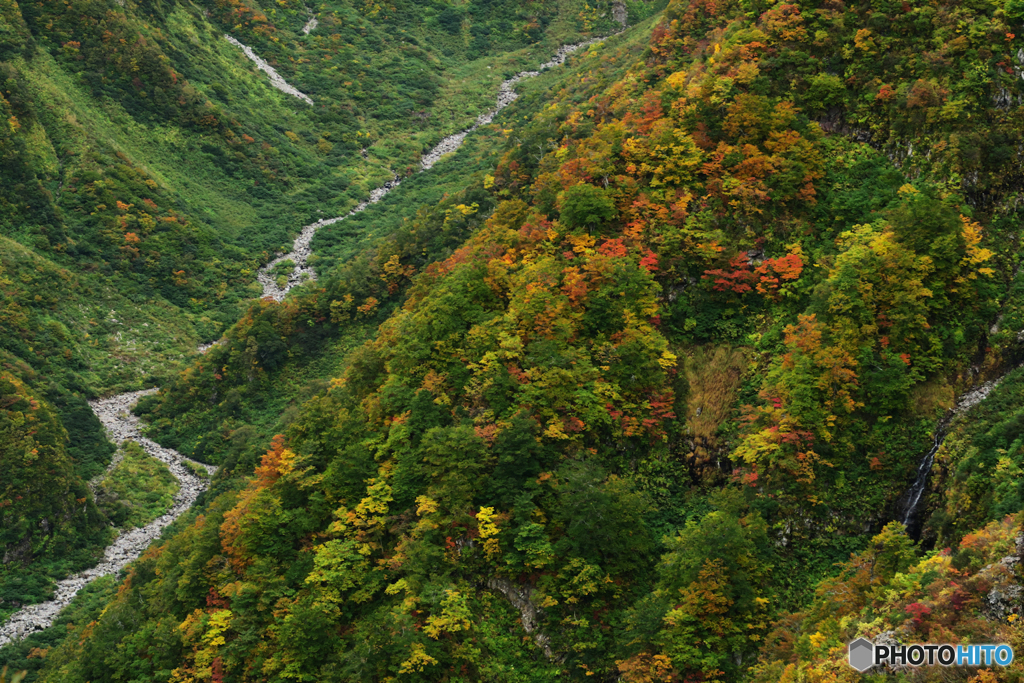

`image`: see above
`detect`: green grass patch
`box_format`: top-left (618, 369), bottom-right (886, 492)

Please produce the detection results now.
top-left (94, 442), bottom-right (178, 529)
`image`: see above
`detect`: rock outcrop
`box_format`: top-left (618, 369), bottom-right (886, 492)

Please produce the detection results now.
top-left (487, 578), bottom-right (558, 661)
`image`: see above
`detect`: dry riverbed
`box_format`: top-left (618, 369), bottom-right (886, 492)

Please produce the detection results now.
top-left (0, 391), bottom-right (215, 647)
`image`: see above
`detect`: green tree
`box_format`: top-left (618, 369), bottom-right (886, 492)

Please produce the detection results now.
top-left (654, 506), bottom-right (773, 680)
top-left (551, 462), bottom-right (656, 578)
top-left (559, 183), bottom-right (617, 232)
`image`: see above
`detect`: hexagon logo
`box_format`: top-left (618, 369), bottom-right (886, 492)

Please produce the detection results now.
top-left (849, 637), bottom-right (875, 672)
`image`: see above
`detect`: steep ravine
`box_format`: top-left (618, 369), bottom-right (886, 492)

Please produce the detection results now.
top-left (0, 391), bottom-right (215, 647)
top-left (898, 375), bottom-right (1008, 535)
top-left (0, 31), bottom-right (611, 646)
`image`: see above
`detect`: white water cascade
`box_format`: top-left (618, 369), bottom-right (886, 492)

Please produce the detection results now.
top-left (898, 377), bottom-right (1004, 532)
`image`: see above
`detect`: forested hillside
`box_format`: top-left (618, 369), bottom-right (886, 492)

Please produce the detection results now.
top-left (5, 0), bottom-right (1024, 680)
top-left (0, 0), bottom-right (629, 652)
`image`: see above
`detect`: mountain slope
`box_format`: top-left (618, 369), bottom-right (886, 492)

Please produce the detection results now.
top-left (0, 374), bottom-right (110, 613)
top-left (0, 0), bottom-right (624, 643)
top-left (9, 0), bottom-right (1024, 680)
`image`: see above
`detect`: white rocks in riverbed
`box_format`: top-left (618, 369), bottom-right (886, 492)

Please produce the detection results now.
top-left (421, 37), bottom-right (604, 171)
top-left (420, 130), bottom-right (471, 170)
top-left (224, 35), bottom-right (313, 105)
top-left (302, 16), bottom-right (318, 34)
top-left (257, 34), bottom-right (614, 301)
top-left (955, 378), bottom-right (1002, 414)
top-left (256, 176), bottom-right (401, 300)
top-left (197, 340), bottom-right (226, 354)
top-left (0, 390), bottom-right (216, 648)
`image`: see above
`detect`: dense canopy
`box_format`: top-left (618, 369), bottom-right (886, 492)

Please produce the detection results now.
top-left (3, 0), bottom-right (1024, 681)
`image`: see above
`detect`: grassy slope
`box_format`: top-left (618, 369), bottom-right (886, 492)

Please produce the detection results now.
top-left (133, 21), bottom-right (654, 463)
top-left (3, 0), bottom-right (621, 390)
top-left (94, 441), bottom-right (179, 529)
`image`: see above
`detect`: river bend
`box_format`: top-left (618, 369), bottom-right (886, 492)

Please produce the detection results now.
top-left (0, 391), bottom-right (215, 647)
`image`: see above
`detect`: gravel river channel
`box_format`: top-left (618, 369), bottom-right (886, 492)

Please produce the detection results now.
top-left (1, 32), bottom-right (611, 647)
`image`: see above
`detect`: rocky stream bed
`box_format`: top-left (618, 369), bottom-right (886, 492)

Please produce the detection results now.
top-left (1, 31), bottom-right (609, 647)
top-left (0, 392), bottom-right (215, 647)
top-left (253, 36), bottom-right (607, 300)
